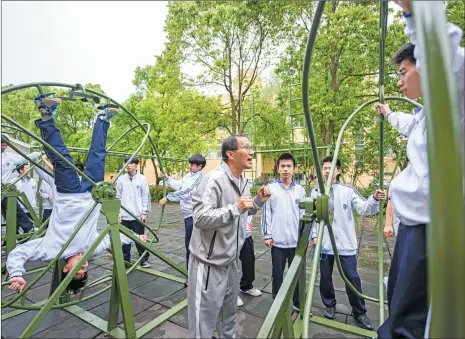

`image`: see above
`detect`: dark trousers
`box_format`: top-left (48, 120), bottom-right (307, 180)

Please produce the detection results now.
top-left (35, 118), bottom-right (108, 194)
top-left (378, 223), bottom-right (428, 339)
top-left (319, 254), bottom-right (367, 316)
top-left (1, 198), bottom-right (33, 234)
top-left (271, 246), bottom-right (299, 307)
top-left (184, 216), bottom-right (193, 270)
top-left (42, 209), bottom-right (53, 223)
top-left (239, 236), bottom-right (255, 291)
top-left (122, 219), bottom-right (149, 263)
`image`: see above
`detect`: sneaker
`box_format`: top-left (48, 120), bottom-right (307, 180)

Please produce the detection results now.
top-left (141, 261), bottom-right (151, 268)
top-left (292, 304), bottom-right (301, 312)
top-left (237, 296), bottom-right (244, 307)
top-left (97, 105), bottom-right (119, 121)
top-left (241, 287), bottom-right (262, 297)
top-left (324, 306), bottom-right (336, 319)
top-left (353, 313), bottom-right (374, 330)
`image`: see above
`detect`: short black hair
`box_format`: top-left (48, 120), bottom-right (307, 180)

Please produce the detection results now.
top-left (221, 135), bottom-right (243, 162)
top-left (322, 155), bottom-right (341, 169)
top-left (75, 163), bottom-right (85, 172)
top-left (189, 154), bottom-right (206, 169)
top-left (16, 163), bottom-right (28, 174)
top-left (392, 42), bottom-right (416, 65)
top-left (276, 153), bottom-right (296, 168)
top-left (322, 155), bottom-right (341, 181)
top-left (62, 270), bottom-right (88, 294)
top-left (124, 155), bottom-right (140, 165)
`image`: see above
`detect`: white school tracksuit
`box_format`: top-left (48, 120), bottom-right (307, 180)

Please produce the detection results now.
top-left (15, 176), bottom-right (38, 215)
top-left (116, 172), bottom-right (151, 220)
top-left (6, 167), bottom-right (133, 279)
top-left (39, 180), bottom-right (53, 211)
top-left (310, 184), bottom-right (379, 256)
top-left (1, 151), bottom-right (42, 184)
top-left (387, 16), bottom-right (464, 226)
top-left (261, 179), bottom-right (306, 248)
top-left (165, 171), bottom-right (203, 219)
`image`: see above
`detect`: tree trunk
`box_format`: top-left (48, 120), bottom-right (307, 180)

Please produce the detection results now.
top-left (151, 158), bottom-right (159, 185)
top-left (231, 94), bottom-right (237, 135)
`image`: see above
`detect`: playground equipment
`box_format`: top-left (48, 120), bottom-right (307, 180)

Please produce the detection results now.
top-left (257, 1), bottom-right (465, 338)
top-left (1, 83), bottom-right (189, 338)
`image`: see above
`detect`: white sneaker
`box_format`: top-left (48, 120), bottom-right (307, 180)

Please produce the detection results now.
top-left (237, 296), bottom-right (244, 307)
top-left (141, 261), bottom-right (151, 268)
top-left (241, 287), bottom-right (262, 297)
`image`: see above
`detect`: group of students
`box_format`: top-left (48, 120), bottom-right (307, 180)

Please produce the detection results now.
top-left (2, 1), bottom-right (463, 338)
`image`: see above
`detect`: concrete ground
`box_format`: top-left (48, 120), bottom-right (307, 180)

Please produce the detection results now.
top-left (1, 203), bottom-right (395, 338)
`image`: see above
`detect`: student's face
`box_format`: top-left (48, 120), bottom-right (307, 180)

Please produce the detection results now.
top-left (322, 162), bottom-right (340, 183)
top-left (189, 163), bottom-right (202, 173)
top-left (63, 254), bottom-right (89, 280)
top-left (1, 142), bottom-right (7, 152)
top-left (126, 162), bottom-right (137, 173)
top-left (278, 159), bottom-right (295, 180)
top-left (227, 137), bottom-right (254, 170)
top-left (397, 59), bottom-right (421, 100)
top-left (20, 165), bottom-right (29, 175)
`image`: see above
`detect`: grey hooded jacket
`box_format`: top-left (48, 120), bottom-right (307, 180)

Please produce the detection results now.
top-left (189, 162), bottom-right (264, 268)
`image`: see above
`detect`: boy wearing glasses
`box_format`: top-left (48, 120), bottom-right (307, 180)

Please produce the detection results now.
top-left (375, 1), bottom-right (464, 337)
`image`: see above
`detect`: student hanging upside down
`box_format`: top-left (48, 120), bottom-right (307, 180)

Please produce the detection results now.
top-left (7, 97), bottom-right (147, 294)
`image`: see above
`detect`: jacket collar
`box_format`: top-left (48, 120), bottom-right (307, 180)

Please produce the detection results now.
top-left (221, 162), bottom-right (247, 194)
top-left (277, 178), bottom-right (296, 188)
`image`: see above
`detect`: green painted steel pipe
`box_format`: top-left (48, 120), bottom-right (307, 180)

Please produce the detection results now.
top-left (412, 2), bottom-right (465, 337)
top-left (377, 0), bottom-right (389, 323)
top-left (1, 203), bottom-right (98, 308)
top-left (2, 81), bottom-right (168, 234)
top-left (20, 228), bottom-right (111, 338)
top-left (301, 1), bottom-right (327, 196)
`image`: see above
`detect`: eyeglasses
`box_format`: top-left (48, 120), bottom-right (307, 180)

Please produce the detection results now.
top-left (237, 146), bottom-right (254, 153)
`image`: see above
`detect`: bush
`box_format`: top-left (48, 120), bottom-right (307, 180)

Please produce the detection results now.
top-left (149, 185), bottom-right (175, 202)
top-left (250, 185), bottom-right (259, 197)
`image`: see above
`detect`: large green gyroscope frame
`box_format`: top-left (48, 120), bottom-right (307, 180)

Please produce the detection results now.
top-left (257, 2), bottom-right (465, 338)
top-left (1, 83), bottom-right (189, 339)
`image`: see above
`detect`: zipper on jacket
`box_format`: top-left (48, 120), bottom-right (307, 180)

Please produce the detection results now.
top-left (236, 218), bottom-right (240, 259)
top-left (204, 266), bottom-right (211, 290)
top-left (207, 231), bottom-right (217, 259)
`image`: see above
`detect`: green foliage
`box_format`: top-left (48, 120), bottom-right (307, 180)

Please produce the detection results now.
top-left (164, 0), bottom-right (307, 135)
top-left (149, 185), bottom-right (175, 202)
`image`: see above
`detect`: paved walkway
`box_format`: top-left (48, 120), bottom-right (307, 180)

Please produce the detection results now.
top-left (1, 203), bottom-right (394, 338)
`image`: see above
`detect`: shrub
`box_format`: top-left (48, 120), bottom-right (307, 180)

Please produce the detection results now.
top-left (149, 185), bottom-right (175, 202)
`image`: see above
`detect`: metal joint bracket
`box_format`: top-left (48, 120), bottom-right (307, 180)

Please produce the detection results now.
top-left (298, 198), bottom-right (316, 221)
top-left (1, 183), bottom-right (19, 197)
top-left (91, 182), bottom-right (117, 202)
top-left (315, 195), bottom-right (329, 223)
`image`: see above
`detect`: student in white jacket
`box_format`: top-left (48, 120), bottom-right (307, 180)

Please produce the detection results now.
top-left (117, 156), bottom-right (151, 268)
top-left (261, 153), bottom-right (306, 312)
top-left (1, 135), bottom-right (41, 236)
top-left (14, 163), bottom-right (38, 219)
top-left (376, 1), bottom-right (464, 337)
top-left (7, 99), bottom-right (146, 294)
top-left (158, 154), bottom-right (206, 271)
top-left (310, 156), bottom-right (386, 330)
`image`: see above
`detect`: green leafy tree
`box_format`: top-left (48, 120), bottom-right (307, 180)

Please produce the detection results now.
top-left (164, 0), bottom-right (308, 135)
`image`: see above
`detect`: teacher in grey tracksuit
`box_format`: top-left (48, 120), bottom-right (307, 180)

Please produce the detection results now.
top-left (187, 135), bottom-right (270, 339)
